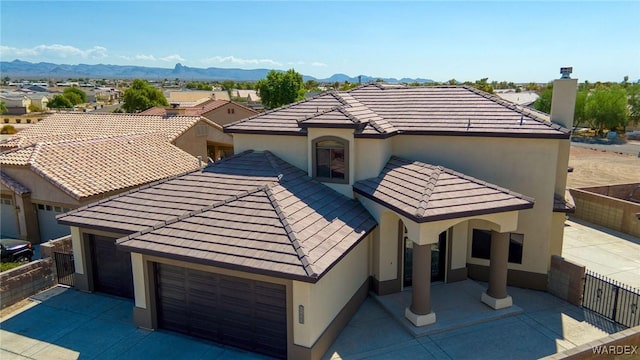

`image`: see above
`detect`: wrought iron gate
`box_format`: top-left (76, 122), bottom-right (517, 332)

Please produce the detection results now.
top-left (582, 270), bottom-right (640, 328)
top-left (53, 252), bottom-right (75, 287)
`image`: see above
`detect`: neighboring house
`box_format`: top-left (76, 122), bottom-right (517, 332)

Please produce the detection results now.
top-left (0, 112), bottom-right (231, 242)
top-left (140, 99), bottom-right (257, 126)
top-left (140, 100), bottom-right (257, 159)
top-left (0, 135), bottom-right (200, 242)
top-left (0, 94), bottom-right (31, 115)
top-left (234, 89), bottom-right (261, 103)
top-left (58, 75), bottom-right (577, 359)
top-left (26, 94), bottom-right (49, 110)
top-left (0, 112), bottom-right (232, 159)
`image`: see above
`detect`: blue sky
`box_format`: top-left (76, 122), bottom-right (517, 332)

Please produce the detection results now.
top-left (1, 1), bottom-right (638, 82)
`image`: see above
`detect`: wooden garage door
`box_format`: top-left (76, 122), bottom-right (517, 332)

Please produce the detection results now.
top-left (156, 263), bottom-right (287, 359)
top-left (90, 235), bottom-right (134, 299)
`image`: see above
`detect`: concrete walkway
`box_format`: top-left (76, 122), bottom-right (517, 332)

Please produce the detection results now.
top-left (1, 283), bottom-right (625, 360)
top-left (562, 218), bottom-right (640, 289)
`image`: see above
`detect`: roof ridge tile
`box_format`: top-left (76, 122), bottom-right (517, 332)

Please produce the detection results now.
top-left (264, 186), bottom-right (318, 278)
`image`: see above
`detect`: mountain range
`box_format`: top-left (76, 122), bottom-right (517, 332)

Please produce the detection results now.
top-left (0, 59), bottom-right (433, 84)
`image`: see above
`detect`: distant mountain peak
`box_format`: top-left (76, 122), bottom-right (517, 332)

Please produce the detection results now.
top-left (0, 59), bottom-right (433, 84)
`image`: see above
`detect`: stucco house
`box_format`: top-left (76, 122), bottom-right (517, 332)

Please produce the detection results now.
top-left (141, 99), bottom-right (257, 159)
top-left (0, 112), bottom-right (231, 242)
top-left (57, 73), bottom-right (577, 359)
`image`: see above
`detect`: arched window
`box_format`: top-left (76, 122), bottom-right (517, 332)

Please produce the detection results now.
top-left (312, 136), bottom-right (348, 183)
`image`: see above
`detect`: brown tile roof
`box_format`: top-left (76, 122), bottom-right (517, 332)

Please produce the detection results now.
top-left (0, 135), bottom-right (200, 200)
top-left (0, 171), bottom-right (30, 195)
top-left (58, 151), bottom-right (376, 282)
top-left (353, 156), bottom-right (534, 222)
top-left (0, 112), bottom-right (209, 149)
top-left (225, 84), bottom-right (568, 139)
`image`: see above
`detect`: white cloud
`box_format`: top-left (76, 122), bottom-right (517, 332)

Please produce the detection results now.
top-left (0, 44), bottom-right (107, 59)
top-left (202, 55), bottom-right (282, 67)
top-left (160, 54), bottom-right (185, 62)
top-left (311, 62), bottom-right (328, 67)
top-left (135, 54), bottom-right (157, 61)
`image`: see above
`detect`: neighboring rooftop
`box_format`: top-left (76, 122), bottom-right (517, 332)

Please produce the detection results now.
top-left (225, 84), bottom-right (567, 139)
top-left (0, 134), bottom-right (200, 199)
top-left (58, 151), bottom-right (377, 282)
top-left (0, 112), bottom-right (212, 149)
top-left (140, 99), bottom-right (256, 117)
top-left (354, 156), bottom-right (535, 222)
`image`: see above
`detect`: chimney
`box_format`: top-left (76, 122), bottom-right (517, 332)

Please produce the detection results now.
top-left (165, 103), bottom-right (185, 116)
top-left (550, 67), bottom-right (578, 130)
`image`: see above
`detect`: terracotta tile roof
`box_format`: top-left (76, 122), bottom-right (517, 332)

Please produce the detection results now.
top-left (0, 112), bottom-right (207, 149)
top-left (0, 171), bottom-right (30, 195)
top-left (58, 151), bottom-right (376, 282)
top-left (0, 135), bottom-right (200, 200)
top-left (225, 84), bottom-right (568, 139)
top-left (354, 156), bottom-right (534, 222)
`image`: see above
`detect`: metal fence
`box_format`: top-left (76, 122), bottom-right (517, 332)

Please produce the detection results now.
top-left (53, 252), bottom-right (75, 287)
top-left (582, 270), bottom-right (640, 328)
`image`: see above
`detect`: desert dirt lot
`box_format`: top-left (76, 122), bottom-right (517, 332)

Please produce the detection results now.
top-left (567, 144), bottom-right (640, 188)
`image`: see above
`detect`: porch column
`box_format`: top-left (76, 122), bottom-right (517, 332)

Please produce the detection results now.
top-left (405, 241), bottom-right (436, 326)
top-left (481, 231), bottom-right (513, 309)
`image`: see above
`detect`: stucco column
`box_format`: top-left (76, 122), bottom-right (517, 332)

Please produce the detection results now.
top-left (481, 231), bottom-right (513, 309)
top-left (405, 241), bottom-right (436, 326)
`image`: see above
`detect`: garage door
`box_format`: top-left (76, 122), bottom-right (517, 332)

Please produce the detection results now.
top-left (1, 198), bottom-right (19, 238)
top-left (90, 235), bottom-right (134, 299)
top-left (36, 204), bottom-right (70, 241)
top-left (156, 263), bottom-right (287, 359)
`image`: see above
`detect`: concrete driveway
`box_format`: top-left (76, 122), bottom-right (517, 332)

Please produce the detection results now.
top-left (1, 282), bottom-right (625, 360)
top-left (0, 287), bottom-right (270, 360)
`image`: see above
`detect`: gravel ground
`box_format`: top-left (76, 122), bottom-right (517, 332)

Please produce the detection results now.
top-left (567, 144), bottom-right (640, 188)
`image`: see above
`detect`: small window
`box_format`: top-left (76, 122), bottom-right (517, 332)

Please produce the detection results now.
top-left (15, 119), bottom-right (21, 124)
top-left (45, 205), bottom-right (52, 211)
top-left (37, 204), bottom-right (45, 210)
top-left (3, 119), bottom-right (8, 123)
top-left (312, 137), bottom-right (348, 183)
top-left (54, 206), bottom-right (62, 212)
top-left (471, 229), bottom-right (524, 264)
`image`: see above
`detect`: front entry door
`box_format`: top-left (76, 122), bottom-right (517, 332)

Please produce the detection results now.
top-left (403, 228), bottom-right (447, 287)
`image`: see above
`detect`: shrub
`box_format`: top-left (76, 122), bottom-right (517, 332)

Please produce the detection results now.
top-left (1, 124), bottom-right (17, 134)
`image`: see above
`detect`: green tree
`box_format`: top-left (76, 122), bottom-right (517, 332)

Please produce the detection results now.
top-left (62, 87), bottom-right (87, 105)
top-left (304, 79), bottom-right (319, 91)
top-left (472, 78), bottom-right (494, 94)
top-left (122, 79), bottom-right (169, 113)
top-left (256, 69), bottom-right (305, 109)
top-left (48, 95), bottom-right (74, 109)
top-left (627, 83), bottom-right (640, 127)
top-left (0, 101), bottom-right (6, 114)
top-left (572, 89), bottom-right (588, 129)
top-left (584, 85), bottom-right (629, 135)
top-left (185, 81), bottom-right (212, 90)
top-left (533, 85), bottom-right (553, 113)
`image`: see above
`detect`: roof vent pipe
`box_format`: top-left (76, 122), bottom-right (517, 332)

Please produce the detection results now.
top-left (197, 155), bottom-right (203, 172)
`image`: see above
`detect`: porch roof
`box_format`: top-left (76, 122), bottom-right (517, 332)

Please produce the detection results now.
top-left (353, 156), bottom-right (535, 222)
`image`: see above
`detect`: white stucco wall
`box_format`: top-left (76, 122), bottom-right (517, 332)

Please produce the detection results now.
top-left (292, 235), bottom-right (370, 348)
top-left (353, 137), bottom-right (392, 182)
top-left (232, 134), bottom-right (308, 171)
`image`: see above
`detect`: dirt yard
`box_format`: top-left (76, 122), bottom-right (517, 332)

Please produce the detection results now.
top-left (567, 145), bottom-right (640, 188)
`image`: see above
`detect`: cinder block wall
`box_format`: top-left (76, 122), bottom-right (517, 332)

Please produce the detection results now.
top-left (547, 255), bottom-right (585, 306)
top-left (570, 187), bottom-right (640, 237)
top-left (0, 259), bottom-right (55, 309)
